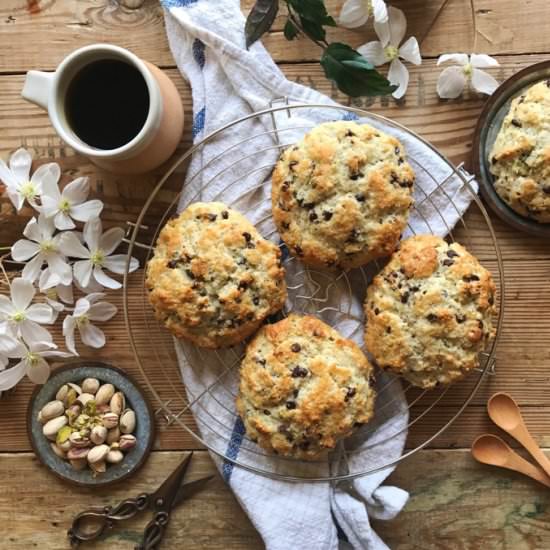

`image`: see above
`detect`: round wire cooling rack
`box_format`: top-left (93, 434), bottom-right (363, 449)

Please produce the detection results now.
top-left (123, 101), bottom-right (505, 483)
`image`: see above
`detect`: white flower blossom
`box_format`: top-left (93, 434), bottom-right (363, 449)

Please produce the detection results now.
top-left (0, 277), bottom-right (54, 344)
top-left (0, 148), bottom-right (60, 211)
top-left (63, 293), bottom-right (117, 355)
top-left (11, 215), bottom-right (72, 284)
top-left (39, 268), bottom-right (74, 322)
top-left (60, 218), bottom-right (139, 290)
top-left (437, 53), bottom-right (500, 99)
top-left (338, 0), bottom-right (388, 27)
top-left (358, 6), bottom-right (421, 99)
top-left (0, 337), bottom-right (71, 389)
top-left (41, 175), bottom-right (103, 230)
top-left (0, 333), bottom-right (20, 370)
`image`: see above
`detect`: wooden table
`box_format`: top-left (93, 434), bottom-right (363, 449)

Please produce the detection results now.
top-left (2, 1), bottom-right (550, 548)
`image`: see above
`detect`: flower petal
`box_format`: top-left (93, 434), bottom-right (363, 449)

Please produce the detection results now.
top-left (357, 41), bottom-right (387, 66)
top-left (26, 356), bottom-right (51, 384)
top-left (31, 163), bottom-right (60, 191)
top-left (388, 58), bottom-right (409, 99)
top-left (11, 277), bottom-right (36, 311)
top-left (74, 259), bottom-right (93, 288)
top-left (21, 254), bottom-right (45, 283)
top-left (0, 334), bottom-right (25, 356)
top-left (99, 227), bottom-right (125, 256)
top-left (22, 217), bottom-right (41, 242)
top-left (74, 276), bottom-right (104, 294)
top-left (46, 253), bottom-right (73, 286)
top-left (437, 53), bottom-right (468, 66)
top-left (37, 213), bottom-right (55, 240)
top-left (0, 295), bottom-right (16, 318)
top-left (471, 68), bottom-right (500, 95)
top-left (26, 303), bottom-right (54, 324)
top-left (11, 239), bottom-right (40, 262)
top-left (470, 54), bottom-right (499, 69)
top-left (58, 231), bottom-right (90, 259)
top-left (372, 0), bottom-right (388, 24)
top-left (38, 268), bottom-right (60, 291)
top-left (73, 297), bottom-right (91, 318)
top-left (54, 211), bottom-right (76, 231)
top-left (41, 195), bottom-right (60, 219)
top-left (85, 293), bottom-right (106, 304)
top-left (388, 6), bottom-right (406, 46)
top-left (56, 283), bottom-right (74, 305)
top-left (61, 176), bottom-right (89, 204)
top-left (70, 200), bottom-right (104, 222)
top-left (79, 322), bottom-right (106, 349)
top-left (437, 66), bottom-right (467, 98)
top-left (102, 254), bottom-right (133, 275)
top-left (19, 319), bottom-right (53, 344)
top-left (399, 37), bottom-right (421, 65)
top-left (62, 315), bottom-right (78, 355)
top-left (338, 0), bottom-right (368, 28)
top-left (373, 16), bottom-right (390, 47)
top-left (6, 188), bottom-right (25, 211)
top-left (0, 159), bottom-right (18, 188)
top-left (83, 218), bottom-right (102, 251)
top-left (0, 360), bottom-right (27, 391)
top-left (93, 266), bottom-right (121, 289)
top-left (9, 148), bottom-right (32, 183)
top-left (88, 302), bottom-right (117, 322)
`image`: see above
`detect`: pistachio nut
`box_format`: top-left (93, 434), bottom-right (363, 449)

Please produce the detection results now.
top-left (90, 425), bottom-right (108, 445)
top-left (69, 431), bottom-right (91, 448)
top-left (106, 449), bottom-right (124, 464)
top-left (106, 427), bottom-right (121, 445)
top-left (95, 384), bottom-right (115, 406)
top-left (67, 447), bottom-right (90, 460)
top-left (40, 400), bottom-right (65, 422)
top-left (119, 409), bottom-right (136, 434)
top-left (109, 392), bottom-right (126, 416)
top-left (67, 382), bottom-right (82, 395)
top-left (101, 412), bottom-right (119, 429)
top-left (37, 410), bottom-right (45, 424)
top-left (50, 442), bottom-right (67, 459)
top-left (90, 460), bottom-right (107, 474)
top-left (82, 378), bottom-right (100, 395)
top-left (87, 444), bottom-right (110, 464)
top-left (55, 384), bottom-right (69, 403)
top-left (66, 388), bottom-right (78, 407)
top-left (119, 434), bottom-right (137, 451)
top-left (58, 439), bottom-right (72, 452)
top-left (43, 416), bottom-right (68, 440)
top-left (77, 393), bottom-right (95, 407)
top-left (56, 425), bottom-right (73, 446)
top-left (110, 442), bottom-right (120, 450)
top-left (66, 404), bottom-right (82, 425)
top-left (70, 458), bottom-right (88, 471)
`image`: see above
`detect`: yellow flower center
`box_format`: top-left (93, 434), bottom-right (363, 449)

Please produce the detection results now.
top-left (366, 0), bottom-right (373, 16)
top-left (20, 181), bottom-right (37, 200)
top-left (27, 352), bottom-right (39, 366)
top-left (59, 198), bottom-right (71, 213)
top-left (76, 315), bottom-right (89, 327)
top-left (384, 45), bottom-right (399, 61)
top-left (46, 288), bottom-right (58, 300)
top-left (40, 240), bottom-right (56, 253)
top-left (90, 250), bottom-right (105, 266)
top-left (12, 311), bottom-right (26, 322)
top-left (463, 63), bottom-right (473, 79)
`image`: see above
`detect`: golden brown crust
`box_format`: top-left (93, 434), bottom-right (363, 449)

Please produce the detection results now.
top-left (364, 235), bottom-right (496, 389)
top-left (236, 314), bottom-right (376, 459)
top-left (272, 121), bottom-right (415, 270)
top-left (146, 202), bottom-right (287, 348)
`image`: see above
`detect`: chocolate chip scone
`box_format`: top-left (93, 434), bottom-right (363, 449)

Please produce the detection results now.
top-left (364, 235), bottom-right (496, 389)
top-left (146, 202), bottom-right (287, 348)
top-left (490, 81), bottom-right (550, 222)
top-left (236, 314), bottom-right (376, 459)
top-left (272, 121), bottom-right (415, 270)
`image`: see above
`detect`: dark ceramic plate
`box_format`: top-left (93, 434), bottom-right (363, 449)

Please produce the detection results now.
top-left (473, 60), bottom-right (550, 237)
top-left (27, 361), bottom-right (154, 487)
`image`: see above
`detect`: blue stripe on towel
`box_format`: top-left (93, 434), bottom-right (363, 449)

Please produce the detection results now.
top-left (192, 106), bottom-right (206, 139)
top-left (341, 111), bottom-right (359, 121)
top-left (161, 0), bottom-right (199, 7)
top-left (192, 39), bottom-right (206, 69)
top-left (222, 417), bottom-right (246, 482)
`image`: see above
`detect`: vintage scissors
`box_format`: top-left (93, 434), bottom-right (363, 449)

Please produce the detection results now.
top-left (68, 452), bottom-right (213, 549)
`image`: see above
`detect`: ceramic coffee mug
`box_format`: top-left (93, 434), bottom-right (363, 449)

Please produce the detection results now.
top-left (21, 44), bottom-right (184, 174)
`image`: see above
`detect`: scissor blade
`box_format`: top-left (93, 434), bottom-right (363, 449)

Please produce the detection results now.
top-left (174, 476), bottom-right (215, 507)
top-left (150, 452), bottom-right (194, 511)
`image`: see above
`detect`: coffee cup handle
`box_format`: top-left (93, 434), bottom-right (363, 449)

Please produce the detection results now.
top-left (21, 70), bottom-right (54, 110)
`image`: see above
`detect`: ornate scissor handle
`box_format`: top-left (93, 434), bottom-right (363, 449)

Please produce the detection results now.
top-left (135, 510), bottom-right (170, 550)
top-left (68, 493), bottom-right (150, 547)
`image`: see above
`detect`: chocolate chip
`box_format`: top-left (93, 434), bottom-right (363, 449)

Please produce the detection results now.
top-left (243, 232), bottom-right (252, 243)
top-left (350, 171), bottom-right (364, 181)
top-left (355, 193), bottom-right (366, 202)
top-left (185, 269), bottom-right (195, 279)
top-left (386, 326), bottom-right (392, 334)
top-left (289, 160), bottom-right (298, 171)
top-left (207, 213), bottom-right (217, 221)
top-left (374, 308), bottom-right (380, 315)
top-left (511, 119), bottom-right (522, 128)
top-left (395, 146), bottom-right (400, 155)
top-left (546, 80), bottom-right (550, 88)
top-left (347, 229), bottom-right (360, 243)
top-left (293, 389), bottom-right (299, 397)
top-left (199, 289), bottom-right (207, 297)
top-left (401, 292), bottom-right (410, 303)
top-left (442, 259), bottom-right (454, 267)
top-left (167, 259), bottom-right (178, 268)
top-left (253, 296), bottom-right (260, 305)
top-left (263, 409), bottom-right (271, 415)
top-left (294, 245), bottom-right (303, 256)
top-left (491, 156), bottom-right (497, 165)
top-left (478, 320), bottom-right (484, 329)
top-left (543, 186), bottom-right (550, 194)
top-left (447, 249), bottom-right (459, 258)
top-left (255, 357), bottom-right (266, 366)
top-left (303, 202), bottom-right (315, 210)
top-left (237, 257), bottom-right (248, 266)
top-left (519, 94), bottom-right (526, 102)
top-left (488, 295), bottom-right (494, 306)
top-left (398, 157), bottom-right (404, 165)
top-left (291, 366), bottom-right (308, 378)
top-left (247, 242), bottom-right (256, 249)
top-left (410, 285), bottom-right (420, 293)
top-left (345, 387), bottom-right (356, 401)
top-left (299, 440), bottom-right (310, 450)
top-left (345, 130), bottom-right (356, 137)
top-left (282, 221), bottom-right (290, 230)
top-left (322, 211), bottom-right (333, 221)
top-left (281, 184), bottom-right (289, 192)
top-left (399, 179), bottom-right (414, 188)
top-left (463, 274), bottom-right (480, 282)
top-left (286, 401), bottom-right (297, 410)
top-left (246, 313), bottom-right (254, 321)
top-left (291, 343), bottom-right (301, 352)
top-left (296, 197), bottom-right (304, 207)
top-left (221, 210), bottom-right (229, 219)
top-left (309, 211), bottom-right (318, 222)
top-left (427, 313), bottom-right (438, 322)
top-left (238, 280), bottom-right (249, 291)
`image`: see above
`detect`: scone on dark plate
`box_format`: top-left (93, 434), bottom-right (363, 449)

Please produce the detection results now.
top-left (272, 121), bottom-right (415, 270)
top-left (236, 314), bottom-right (376, 459)
top-left (146, 202), bottom-right (286, 348)
top-left (364, 235), bottom-right (496, 389)
top-left (490, 81), bottom-right (550, 223)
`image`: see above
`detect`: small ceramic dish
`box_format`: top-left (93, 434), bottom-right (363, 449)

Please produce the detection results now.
top-left (27, 361), bottom-right (154, 487)
top-left (472, 60), bottom-right (550, 237)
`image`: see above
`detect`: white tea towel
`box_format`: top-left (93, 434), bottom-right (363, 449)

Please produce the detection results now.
top-left (161, 1), bottom-right (478, 549)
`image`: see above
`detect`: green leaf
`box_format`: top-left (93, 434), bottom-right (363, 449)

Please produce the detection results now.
top-left (288, 0), bottom-right (335, 26)
top-left (245, 0), bottom-right (279, 49)
top-left (284, 19), bottom-right (299, 40)
top-left (320, 42), bottom-right (397, 97)
top-left (299, 15), bottom-right (326, 42)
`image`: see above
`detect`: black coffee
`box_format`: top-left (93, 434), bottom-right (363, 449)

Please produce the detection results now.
top-left (65, 59), bottom-right (150, 150)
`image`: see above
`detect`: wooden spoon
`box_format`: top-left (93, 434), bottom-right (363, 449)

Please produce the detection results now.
top-left (472, 434), bottom-right (550, 488)
top-left (487, 392), bottom-right (550, 477)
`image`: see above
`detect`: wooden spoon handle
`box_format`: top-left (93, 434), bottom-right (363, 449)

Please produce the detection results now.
top-left (509, 426), bottom-right (550, 478)
top-left (503, 452), bottom-right (550, 489)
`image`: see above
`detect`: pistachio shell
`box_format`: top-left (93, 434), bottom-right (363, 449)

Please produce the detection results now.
top-left (119, 409), bottom-right (136, 434)
top-left (95, 384), bottom-right (115, 406)
top-left (56, 425), bottom-right (73, 445)
top-left (40, 400), bottom-right (65, 422)
top-left (119, 434), bottom-right (137, 451)
top-left (90, 460), bottom-right (106, 474)
top-left (37, 410), bottom-right (45, 424)
top-left (87, 444), bottom-right (110, 464)
top-left (50, 442), bottom-right (67, 459)
top-left (69, 431), bottom-right (91, 448)
top-left (58, 439), bottom-right (72, 452)
top-left (90, 425), bottom-right (108, 445)
top-left (82, 378), bottom-right (100, 394)
top-left (77, 393), bottom-right (95, 407)
top-left (55, 384), bottom-right (69, 403)
top-left (43, 416), bottom-right (68, 440)
top-left (106, 449), bottom-right (124, 464)
top-left (97, 404), bottom-right (111, 414)
top-left (66, 404), bottom-right (82, 425)
top-left (70, 458), bottom-right (88, 471)
top-left (67, 382), bottom-right (82, 395)
top-left (67, 447), bottom-right (90, 460)
top-left (106, 427), bottom-right (121, 445)
top-left (101, 412), bottom-right (119, 429)
top-left (109, 392), bottom-right (126, 416)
